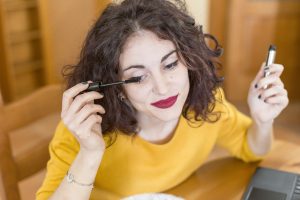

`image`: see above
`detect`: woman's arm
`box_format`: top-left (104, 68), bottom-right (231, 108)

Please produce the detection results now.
top-left (247, 120), bottom-right (273, 156)
top-left (247, 63), bottom-right (288, 156)
top-left (47, 82), bottom-right (106, 199)
top-left (49, 149), bottom-right (104, 200)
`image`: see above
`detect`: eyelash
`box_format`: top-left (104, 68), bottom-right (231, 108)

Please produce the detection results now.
top-left (165, 60), bottom-right (179, 70)
top-left (131, 60), bottom-right (179, 83)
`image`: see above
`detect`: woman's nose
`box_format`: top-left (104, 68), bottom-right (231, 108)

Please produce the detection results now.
top-left (152, 74), bottom-right (169, 95)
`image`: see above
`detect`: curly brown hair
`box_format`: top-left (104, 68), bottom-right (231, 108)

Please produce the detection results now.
top-left (62, 0), bottom-right (224, 139)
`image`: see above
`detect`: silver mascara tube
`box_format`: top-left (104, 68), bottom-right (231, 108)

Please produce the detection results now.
top-left (264, 45), bottom-right (276, 89)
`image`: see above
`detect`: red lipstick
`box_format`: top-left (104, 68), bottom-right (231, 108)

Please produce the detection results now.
top-left (151, 94), bottom-right (179, 109)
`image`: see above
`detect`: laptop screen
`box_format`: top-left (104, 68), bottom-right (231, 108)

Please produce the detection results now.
top-left (248, 187), bottom-right (287, 200)
top-left (242, 167), bottom-right (300, 200)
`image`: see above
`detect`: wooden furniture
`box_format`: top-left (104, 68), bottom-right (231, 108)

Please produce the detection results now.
top-left (0, 0), bottom-right (111, 104)
top-left (210, 0), bottom-right (300, 102)
top-left (0, 0), bottom-right (46, 103)
top-left (91, 140), bottom-right (300, 199)
top-left (167, 140), bottom-right (300, 199)
top-left (0, 91), bottom-right (3, 105)
top-left (38, 0), bottom-right (110, 85)
top-left (0, 84), bottom-right (62, 200)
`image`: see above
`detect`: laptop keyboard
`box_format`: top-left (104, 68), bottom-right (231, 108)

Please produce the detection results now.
top-left (292, 176), bottom-right (300, 200)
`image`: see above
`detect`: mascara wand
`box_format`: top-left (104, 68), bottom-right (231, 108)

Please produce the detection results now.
top-left (84, 77), bottom-right (141, 93)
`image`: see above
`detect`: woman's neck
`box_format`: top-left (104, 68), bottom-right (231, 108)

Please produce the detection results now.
top-left (137, 114), bottom-right (180, 144)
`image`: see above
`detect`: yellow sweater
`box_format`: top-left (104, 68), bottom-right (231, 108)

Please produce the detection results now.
top-left (36, 89), bottom-right (263, 199)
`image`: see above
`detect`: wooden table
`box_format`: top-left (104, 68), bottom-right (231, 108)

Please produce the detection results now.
top-left (166, 140), bottom-right (300, 199)
top-left (92, 140), bottom-right (300, 200)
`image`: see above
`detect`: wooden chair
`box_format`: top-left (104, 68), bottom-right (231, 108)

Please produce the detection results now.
top-left (0, 84), bottom-right (63, 200)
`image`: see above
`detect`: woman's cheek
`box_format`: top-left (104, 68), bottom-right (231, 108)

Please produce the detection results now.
top-left (125, 85), bottom-right (150, 102)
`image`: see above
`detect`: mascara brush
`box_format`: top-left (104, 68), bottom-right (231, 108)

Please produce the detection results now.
top-left (84, 77), bottom-right (141, 93)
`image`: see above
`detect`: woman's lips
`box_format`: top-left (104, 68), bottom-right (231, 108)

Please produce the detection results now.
top-left (151, 94), bottom-right (179, 109)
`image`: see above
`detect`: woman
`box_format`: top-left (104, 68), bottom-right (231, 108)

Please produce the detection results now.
top-left (36, 0), bottom-right (289, 199)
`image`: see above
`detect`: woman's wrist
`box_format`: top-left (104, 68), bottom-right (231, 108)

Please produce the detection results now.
top-left (49, 145), bottom-right (104, 200)
top-left (252, 119), bottom-right (273, 134)
top-left (78, 148), bottom-right (104, 168)
top-left (247, 119), bottom-right (274, 156)
top-left (249, 111), bottom-right (274, 132)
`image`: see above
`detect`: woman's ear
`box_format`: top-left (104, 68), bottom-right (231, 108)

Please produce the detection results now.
top-left (118, 93), bottom-right (126, 101)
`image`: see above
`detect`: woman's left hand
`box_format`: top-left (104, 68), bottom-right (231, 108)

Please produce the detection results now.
top-left (247, 62), bottom-right (289, 124)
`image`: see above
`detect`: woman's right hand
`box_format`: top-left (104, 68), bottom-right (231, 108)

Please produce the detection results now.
top-left (61, 81), bottom-right (106, 153)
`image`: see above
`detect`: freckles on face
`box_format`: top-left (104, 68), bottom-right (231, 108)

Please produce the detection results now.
top-left (119, 30), bottom-right (190, 121)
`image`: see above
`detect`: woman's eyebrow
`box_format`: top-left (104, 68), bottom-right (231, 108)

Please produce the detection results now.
top-left (122, 49), bottom-right (177, 72)
top-left (161, 49), bottom-right (177, 63)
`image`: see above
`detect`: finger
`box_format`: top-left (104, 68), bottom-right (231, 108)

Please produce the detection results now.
top-left (78, 114), bottom-right (102, 138)
top-left (264, 94), bottom-right (289, 107)
top-left (92, 123), bottom-right (101, 133)
top-left (260, 86), bottom-right (287, 100)
top-left (252, 62), bottom-right (266, 86)
top-left (63, 92), bottom-right (103, 124)
top-left (67, 92), bottom-right (103, 116)
top-left (270, 78), bottom-right (284, 88)
top-left (87, 100), bottom-right (95, 104)
top-left (256, 75), bottom-right (282, 90)
top-left (74, 104), bottom-right (105, 125)
top-left (266, 64), bottom-right (284, 77)
top-left (62, 82), bottom-right (91, 115)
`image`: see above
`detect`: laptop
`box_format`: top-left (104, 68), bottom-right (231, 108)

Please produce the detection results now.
top-left (242, 167), bottom-right (300, 200)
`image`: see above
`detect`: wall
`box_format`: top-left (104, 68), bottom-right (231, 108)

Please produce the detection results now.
top-left (185, 0), bottom-right (209, 32)
top-left (42, 0), bottom-right (209, 83)
top-left (41, 0), bottom-right (100, 83)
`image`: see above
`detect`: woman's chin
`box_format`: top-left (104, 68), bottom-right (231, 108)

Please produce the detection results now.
top-left (151, 109), bottom-right (182, 122)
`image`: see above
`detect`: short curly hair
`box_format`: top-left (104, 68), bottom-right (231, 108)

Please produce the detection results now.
top-left (62, 0), bottom-right (224, 139)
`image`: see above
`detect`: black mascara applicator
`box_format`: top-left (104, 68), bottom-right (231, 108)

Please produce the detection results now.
top-left (84, 77), bottom-right (141, 93)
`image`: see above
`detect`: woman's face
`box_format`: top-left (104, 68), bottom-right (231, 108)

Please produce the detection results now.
top-left (119, 30), bottom-right (190, 122)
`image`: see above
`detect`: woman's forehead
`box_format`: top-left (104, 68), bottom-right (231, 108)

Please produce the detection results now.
top-left (119, 30), bottom-right (176, 69)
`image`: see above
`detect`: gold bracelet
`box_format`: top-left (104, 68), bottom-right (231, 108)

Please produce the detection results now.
top-left (66, 170), bottom-right (94, 188)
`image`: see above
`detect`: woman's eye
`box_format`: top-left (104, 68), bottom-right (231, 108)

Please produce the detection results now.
top-left (165, 60), bottom-right (179, 70)
top-left (131, 74), bottom-right (148, 83)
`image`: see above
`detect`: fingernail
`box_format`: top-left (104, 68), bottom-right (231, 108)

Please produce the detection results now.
top-left (258, 95), bottom-right (261, 99)
top-left (255, 84), bottom-right (258, 89)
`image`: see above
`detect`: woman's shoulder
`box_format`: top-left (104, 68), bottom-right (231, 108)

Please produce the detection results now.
top-left (214, 87), bottom-right (226, 103)
top-left (185, 87), bottom-right (235, 127)
top-left (212, 87), bottom-right (232, 112)
top-left (187, 87), bottom-right (227, 115)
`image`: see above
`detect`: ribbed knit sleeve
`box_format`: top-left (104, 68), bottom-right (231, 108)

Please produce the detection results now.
top-left (36, 121), bottom-right (79, 200)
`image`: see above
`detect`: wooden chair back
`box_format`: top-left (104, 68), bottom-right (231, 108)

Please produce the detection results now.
top-left (0, 84), bottom-right (63, 200)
